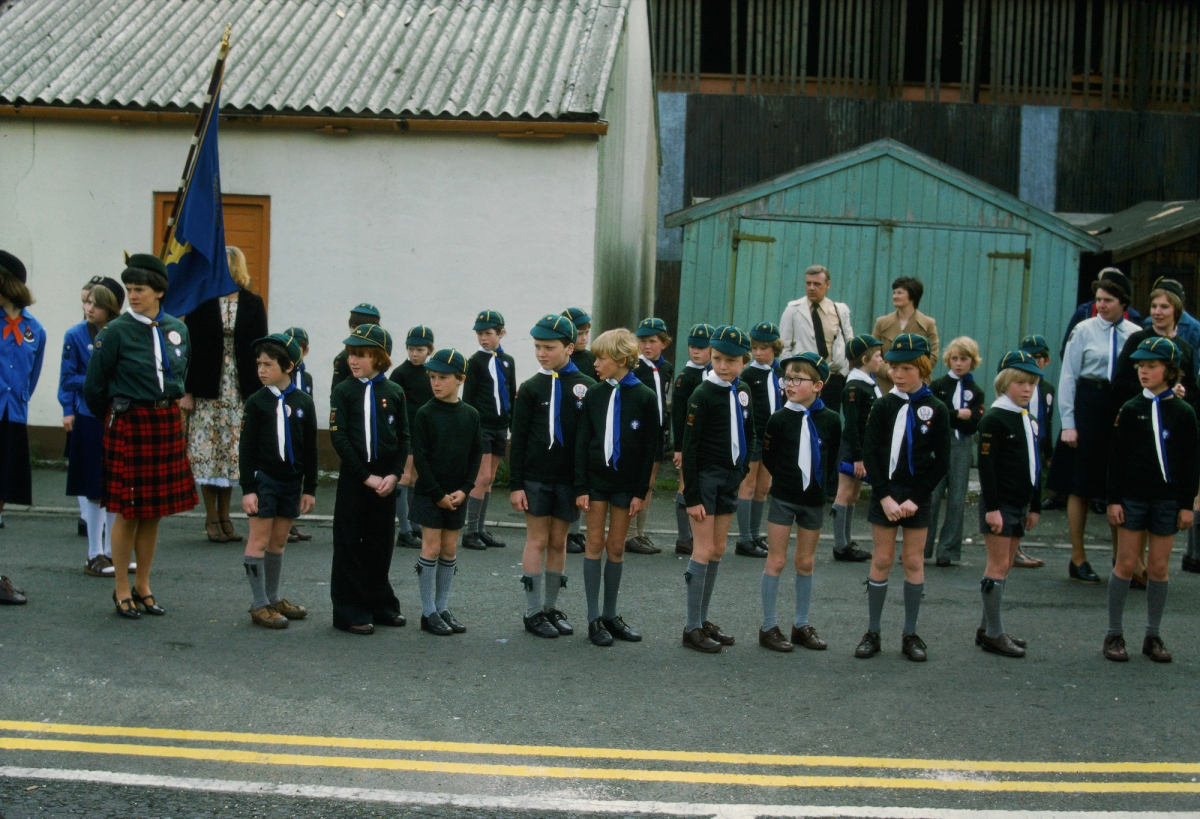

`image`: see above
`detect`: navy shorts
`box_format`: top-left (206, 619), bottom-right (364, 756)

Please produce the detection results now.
top-left (695, 466), bottom-right (743, 516)
top-left (1119, 497), bottom-right (1180, 537)
top-left (481, 428), bottom-right (508, 457)
top-left (867, 492), bottom-right (931, 529)
top-left (252, 472), bottom-right (302, 519)
top-left (589, 487), bottom-right (636, 510)
top-left (409, 492), bottom-right (467, 532)
top-left (979, 503), bottom-right (1029, 538)
top-left (767, 497), bottom-right (824, 531)
top-left (747, 437), bottom-right (764, 463)
top-left (524, 480), bottom-right (579, 522)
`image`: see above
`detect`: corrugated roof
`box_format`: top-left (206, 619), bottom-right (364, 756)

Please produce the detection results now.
top-left (0, 0), bottom-right (628, 120)
top-left (1084, 200), bottom-right (1200, 261)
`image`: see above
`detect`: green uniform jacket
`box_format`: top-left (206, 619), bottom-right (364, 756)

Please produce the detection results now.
top-left (509, 368), bottom-right (596, 486)
top-left (389, 360), bottom-right (434, 430)
top-left (330, 350), bottom-right (351, 398)
top-left (839, 373), bottom-right (878, 463)
top-left (742, 362), bottom-right (783, 445)
top-left (574, 379), bottom-right (660, 498)
top-left (238, 386), bottom-right (319, 495)
top-left (762, 403), bottom-right (841, 507)
top-left (83, 311), bottom-right (190, 417)
top-left (681, 378), bottom-right (756, 507)
top-left (329, 376), bottom-right (410, 484)
top-left (672, 364), bottom-right (706, 454)
top-left (1107, 392), bottom-right (1199, 509)
top-left (634, 355), bottom-right (671, 444)
top-left (863, 390), bottom-right (951, 504)
top-left (977, 408), bottom-right (1042, 513)
top-left (464, 349), bottom-right (517, 431)
top-left (570, 348), bottom-right (597, 380)
top-left (411, 398), bottom-right (483, 501)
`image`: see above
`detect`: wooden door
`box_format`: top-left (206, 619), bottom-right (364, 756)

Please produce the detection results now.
top-left (154, 193), bottom-right (271, 313)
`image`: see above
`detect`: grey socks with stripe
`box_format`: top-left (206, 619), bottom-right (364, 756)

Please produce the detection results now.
top-left (522, 573), bottom-right (543, 618)
top-left (736, 499), bottom-right (753, 543)
top-left (980, 576), bottom-right (1005, 639)
top-left (602, 561), bottom-right (622, 620)
top-left (750, 500), bottom-right (765, 541)
top-left (1146, 579), bottom-right (1168, 637)
top-left (418, 557), bottom-right (438, 616)
top-left (867, 579), bottom-right (888, 633)
top-left (700, 559), bottom-right (720, 623)
top-left (544, 570), bottom-right (565, 612)
top-left (435, 558), bottom-right (455, 612)
top-left (684, 560), bottom-right (707, 631)
top-left (396, 485), bottom-right (413, 534)
top-left (832, 504), bottom-right (849, 551)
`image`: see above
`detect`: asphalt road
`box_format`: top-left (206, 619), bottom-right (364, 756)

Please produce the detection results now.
top-left (1, 476), bottom-right (1198, 818)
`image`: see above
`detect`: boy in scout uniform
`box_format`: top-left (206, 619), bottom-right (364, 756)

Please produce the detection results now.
top-left (831, 334), bottom-right (883, 562)
top-left (390, 325), bottom-right (435, 549)
top-left (462, 310), bottom-right (516, 550)
top-left (562, 307), bottom-right (595, 553)
top-left (629, 317), bottom-right (673, 554)
top-left (736, 322), bottom-right (785, 558)
top-left (282, 326), bottom-right (314, 542)
top-left (330, 304), bottom-right (381, 396)
top-left (671, 323), bottom-right (715, 555)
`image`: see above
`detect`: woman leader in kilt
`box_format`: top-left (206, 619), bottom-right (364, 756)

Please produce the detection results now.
top-left (84, 254), bottom-right (198, 620)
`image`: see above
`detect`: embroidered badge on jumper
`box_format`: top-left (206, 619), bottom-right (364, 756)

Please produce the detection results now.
top-left (964, 390), bottom-right (974, 401)
top-left (916, 406), bottom-right (934, 421)
top-left (167, 330), bottom-right (182, 345)
top-left (738, 391), bottom-right (750, 407)
top-left (631, 420), bottom-right (641, 430)
top-left (573, 384), bottom-right (588, 399)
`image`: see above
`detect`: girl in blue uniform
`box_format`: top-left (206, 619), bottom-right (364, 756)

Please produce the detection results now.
top-left (0, 251), bottom-right (47, 529)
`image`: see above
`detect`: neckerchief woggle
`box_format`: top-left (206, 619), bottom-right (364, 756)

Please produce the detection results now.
top-left (847, 367), bottom-right (882, 398)
top-left (992, 393), bottom-right (1039, 486)
top-left (604, 372), bottom-right (642, 467)
top-left (2, 314), bottom-right (25, 347)
top-left (751, 360), bottom-right (782, 414)
top-left (639, 354), bottom-right (665, 424)
top-left (785, 398), bottom-right (825, 489)
top-left (950, 371), bottom-right (975, 441)
top-left (359, 373), bottom-right (385, 461)
top-left (267, 383), bottom-right (297, 467)
top-left (539, 361), bottom-right (579, 449)
top-left (706, 370), bottom-right (747, 466)
top-left (1144, 387), bottom-right (1173, 482)
top-left (484, 346), bottom-right (509, 415)
top-left (128, 308), bottom-right (172, 391)
top-left (888, 384), bottom-right (933, 479)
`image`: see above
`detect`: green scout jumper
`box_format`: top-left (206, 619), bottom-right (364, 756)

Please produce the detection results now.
top-left (977, 408), bottom-right (1042, 513)
top-left (571, 348), bottom-right (597, 380)
top-left (931, 374), bottom-right (985, 438)
top-left (635, 355), bottom-right (672, 452)
top-left (83, 312), bottom-right (190, 415)
top-left (390, 360), bottom-right (434, 431)
top-left (510, 368), bottom-right (596, 487)
top-left (238, 386), bottom-right (319, 496)
top-left (464, 349), bottom-right (517, 430)
top-left (863, 390), bottom-right (951, 505)
top-left (741, 362), bottom-right (783, 451)
top-left (761, 404), bottom-right (841, 507)
top-left (574, 379), bottom-right (660, 499)
top-left (671, 364), bottom-right (706, 454)
top-left (1107, 392), bottom-right (1200, 509)
top-left (411, 399), bottom-right (484, 502)
top-left (330, 350), bottom-right (351, 397)
top-left (839, 374), bottom-right (878, 464)
top-left (681, 378), bottom-right (756, 507)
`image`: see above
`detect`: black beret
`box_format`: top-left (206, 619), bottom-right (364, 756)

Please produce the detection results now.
top-left (127, 253), bottom-right (167, 277)
top-left (0, 250), bottom-right (26, 283)
top-left (88, 276), bottom-right (126, 311)
top-left (122, 253), bottom-right (169, 292)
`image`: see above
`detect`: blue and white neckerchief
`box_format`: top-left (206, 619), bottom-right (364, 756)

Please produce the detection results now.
top-left (888, 384), bottom-right (933, 478)
top-left (993, 393), bottom-right (1039, 486)
top-left (292, 361), bottom-right (307, 391)
top-left (949, 371), bottom-right (975, 441)
top-left (705, 370), bottom-right (747, 466)
top-left (785, 398), bottom-right (825, 489)
top-left (1106, 319), bottom-right (1119, 381)
top-left (604, 372), bottom-right (642, 468)
top-left (639, 354), bottom-right (666, 424)
top-left (1144, 387), bottom-right (1173, 482)
top-left (267, 383), bottom-right (297, 467)
top-left (539, 360), bottom-right (580, 449)
top-left (128, 308), bottom-right (172, 391)
top-left (359, 373), bottom-right (386, 461)
top-left (847, 367), bottom-right (882, 398)
top-left (483, 345), bottom-right (509, 415)
top-left (750, 361), bottom-right (782, 414)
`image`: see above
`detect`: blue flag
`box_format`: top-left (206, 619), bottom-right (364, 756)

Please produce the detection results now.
top-left (163, 92), bottom-right (236, 316)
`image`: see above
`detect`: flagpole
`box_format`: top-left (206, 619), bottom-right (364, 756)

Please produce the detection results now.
top-left (158, 24), bottom-right (232, 260)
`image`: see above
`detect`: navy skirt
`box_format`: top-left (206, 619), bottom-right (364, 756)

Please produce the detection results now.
top-left (65, 414), bottom-right (104, 501)
top-left (0, 416), bottom-right (32, 506)
top-left (1047, 381), bottom-right (1118, 499)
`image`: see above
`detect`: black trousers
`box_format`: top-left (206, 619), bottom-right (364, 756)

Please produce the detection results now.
top-left (331, 475), bottom-right (401, 629)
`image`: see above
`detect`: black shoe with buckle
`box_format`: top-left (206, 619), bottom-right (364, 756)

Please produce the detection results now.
top-left (588, 618), bottom-right (614, 646)
top-left (1069, 560), bottom-right (1101, 584)
top-left (603, 615), bottom-right (641, 642)
top-left (901, 632), bottom-right (928, 662)
top-left (544, 608), bottom-right (573, 636)
top-left (854, 630), bottom-right (880, 658)
top-left (461, 532), bottom-right (488, 551)
top-left (524, 611), bottom-right (559, 638)
top-left (479, 530), bottom-right (507, 548)
top-left (566, 533), bottom-right (586, 554)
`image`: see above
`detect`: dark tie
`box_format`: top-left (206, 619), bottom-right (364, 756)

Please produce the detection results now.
top-left (811, 304), bottom-right (829, 359)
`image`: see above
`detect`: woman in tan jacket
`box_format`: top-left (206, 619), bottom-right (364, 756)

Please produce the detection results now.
top-left (872, 277), bottom-right (939, 392)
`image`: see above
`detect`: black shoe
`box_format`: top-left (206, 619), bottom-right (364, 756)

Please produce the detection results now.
top-left (752, 535), bottom-right (769, 552)
top-left (854, 630), bottom-right (880, 658)
top-left (589, 618), bottom-right (614, 646)
top-left (976, 628), bottom-right (1026, 648)
top-left (566, 533), bottom-right (586, 554)
top-left (833, 543), bottom-right (871, 562)
top-left (978, 632), bottom-right (1025, 658)
top-left (375, 613), bottom-right (407, 627)
top-left (624, 536), bottom-right (658, 554)
top-left (410, 525), bottom-right (423, 539)
top-left (1040, 496), bottom-right (1067, 511)
top-left (524, 611), bottom-right (559, 638)
top-left (1142, 634), bottom-right (1172, 663)
top-left (935, 557), bottom-right (954, 567)
top-left (112, 590), bottom-right (139, 619)
top-left (395, 531), bottom-right (422, 549)
top-left (682, 627), bottom-right (721, 653)
top-left (675, 538), bottom-right (694, 555)
top-left (461, 532), bottom-right (488, 551)
top-left (702, 620), bottom-right (735, 646)
top-left (479, 530), bottom-right (507, 548)
top-left (130, 589), bottom-right (165, 616)
top-left (735, 540), bottom-right (768, 558)
top-left (1069, 560), bottom-right (1101, 584)
top-left (901, 632), bottom-right (928, 662)
top-left (439, 609), bottom-right (466, 633)
top-left (1183, 555), bottom-right (1200, 574)
top-left (602, 615), bottom-right (641, 642)
top-left (421, 612), bottom-right (453, 636)
top-left (1103, 633), bottom-right (1128, 661)
top-left (77, 518), bottom-right (88, 537)
top-left (544, 608), bottom-right (573, 636)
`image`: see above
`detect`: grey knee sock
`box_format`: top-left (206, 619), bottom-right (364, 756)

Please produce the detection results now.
top-left (396, 485), bottom-right (412, 534)
top-left (867, 579), bottom-right (888, 633)
top-left (244, 557), bottom-right (270, 610)
top-left (635, 508), bottom-right (648, 538)
top-left (761, 572), bottom-right (780, 629)
top-left (846, 503), bottom-right (855, 542)
top-left (435, 558), bottom-right (455, 612)
top-left (602, 560), bottom-right (623, 620)
top-left (417, 557), bottom-right (438, 616)
top-left (1146, 579), bottom-right (1168, 637)
top-left (522, 572), bottom-right (543, 618)
top-left (481, 492), bottom-right (492, 531)
top-left (750, 500), bottom-right (765, 540)
top-left (1107, 572), bottom-right (1131, 636)
top-left (902, 581), bottom-right (923, 635)
top-left (981, 576), bottom-right (1005, 638)
top-left (675, 493), bottom-right (691, 541)
top-left (263, 551), bottom-right (283, 604)
top-left (583, 557), bottom-right (603, 622)
top-left (700, 559), bottom-right (721, 622)
top-left (685, 560), bottom-right (708, 631)
top-left (465, 496), bottom-right (484, 534)
top-left (794, 573), bottom-right (813, 627)
top-left (544, 570), bottom-right (565, 611)
top-left (736, 499), bottom-right (752, 542)
top-left (832, 504), bottom-right (849, 551)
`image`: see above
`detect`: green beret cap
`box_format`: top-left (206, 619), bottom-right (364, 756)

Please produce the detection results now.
top-left (749, 322), bottom-right (781, 343)
top-left (344, 324), bottom-right (392, 355)
top-left (883, 333), bottom-right (931, 363)
top-left (405, 325), bottom-right (435, 347)
top-left (1018, 334), bottom-right (1049, 355)
top-left (997, 350), bottom-right (1043, 376)
top-left (686, 323), bottom-right (716, 347)
top-left (1130, 336), bottom-right (1181, 366)
top-left (846, 334), bottom-right (882, 361)
top-left (531, 314), bottom-right (576, 342)
top-left (710, 324), bottom-right (750, 356)
top-left (426, 348), bottom-right (467, 374)
top-left (781, 351), bottom-right (830, 382)
top-left (254, 332), bottom-right (304, 366)
top-left (473, 310), bottom-right (505, 331)
top-left (635, 317), bottom-right (669, 338)
top-left (561, 307), bottom-right (592, 327)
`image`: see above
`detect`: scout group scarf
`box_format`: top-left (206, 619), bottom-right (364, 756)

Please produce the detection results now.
top-left (992, 394), bottom-right (1039, 486)
top-left (705, 370), bottom-right (747, 466)
top-left (267, 383), bottom-right (297, 467)
top-left (847, 367), bottom-right (882, 398)
top-left (129, 308), bottom-right (172, 391)
top-left (949, 371), bottom-right (975, 440)
top-left (750, 360), bottom-right (783, 414)
top-left (639, 354), bottom-right (666, 424)
top-left (2, 314), bottom-right (25, 346)
top-left (485, 346), bottom-right (509, 415)
top-left (360, 373), bottom-right (386, 461)
top-left (603, 372), bottom-right (643, 468)
top-left (888, 384), bottom-right (933, 479)
top-left (291, 361), bottom-right (306, 391)
top-left (785, 398), bottom-right (825, 489)
top-left (1144, 387), bottom-right (1173, 482)
top-left (538, 360), bottom-right (580, 449)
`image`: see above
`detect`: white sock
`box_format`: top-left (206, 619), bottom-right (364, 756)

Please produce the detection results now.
top-left (82, 499), bottom-right (106, 560)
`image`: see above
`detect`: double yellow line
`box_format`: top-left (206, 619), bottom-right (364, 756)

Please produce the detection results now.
top-left (1, 720), bottom-right (1197, 793)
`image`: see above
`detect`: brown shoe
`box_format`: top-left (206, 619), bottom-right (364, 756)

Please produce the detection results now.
top-left (290, 525), bottom-right (313, 542)
top-left (624, 536), bottom-right (656, 555)
top-left (84, 555), bottom-right (116, 577)
top-left (220, 519), bottom-right (244, 542)
top-left (675, 539), bottom-right (694, 555)
top-left (0, 575), bottom-right (27, 605)
top-left (979, 632), bottom-right (1026, 658)
top-left (682, 627), bottom-right (721, 653)
top-left (250, 605), bottom-right (288, 629)
top-left (702, 620), bottom-right (735, 646)
top-left (1103, 633), bottom-right (1128, 662)
top-left (791, 624), bottom-right (828, 650)
top-left (1142, 635), bottom-right (1172, 663)
top-left (758, 626), bottom-right (793, 652)
top-left (976, 628), bottom-right (1026, 648)
top-left (272, 598), bottom-right (307, 620)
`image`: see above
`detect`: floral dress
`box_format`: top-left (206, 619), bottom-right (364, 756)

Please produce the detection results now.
top-left (188, 297), bottom-right (242, 486)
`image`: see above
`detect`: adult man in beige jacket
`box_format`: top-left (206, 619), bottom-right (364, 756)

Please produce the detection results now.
top-left (779, 264), bottom-right (854, 414)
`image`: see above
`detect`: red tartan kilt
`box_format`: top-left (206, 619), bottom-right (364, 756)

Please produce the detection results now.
top-left (102, 405), bottom-right (198, 519)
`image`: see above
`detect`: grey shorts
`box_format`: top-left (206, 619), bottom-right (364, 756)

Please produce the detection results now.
top-left (481, 428), bottom-right (509, 457)
top-left (767, 497), bottom-right (824, 531)
top-left (1120, 497), bottom-right (1180, 537)
top-left (867, 492), bottom-right (931, 529)
top-left (696, 465), bottom-right (743, 516)
top-left (979, 503), bottom-right (1029, 538)
top-left (253, 472), bottom-right (302, 520)
top-left (409, 492), bottom-right (466, 532)
top-left (589, 487), bottom-right (636, 510)
top-left (524, 480), bottom-right (579, 523)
